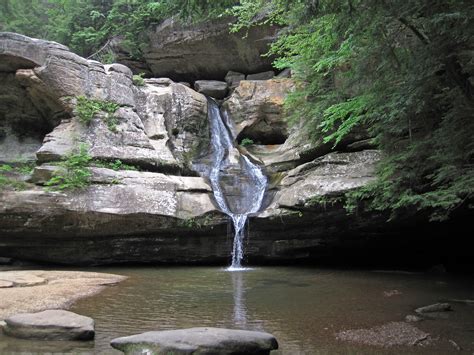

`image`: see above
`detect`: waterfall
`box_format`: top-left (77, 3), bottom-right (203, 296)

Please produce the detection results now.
top-left (194, 98), bottom-right (267, 270)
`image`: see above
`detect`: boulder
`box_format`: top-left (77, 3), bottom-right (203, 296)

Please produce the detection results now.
top-left (225, 71), bottom-right (245, 89)
top-left (246, 71), bottom-right (275, 80)
top-left (222, 79), bottom-right (295, 145)
top-left (3, 310), bottom-right (94, 340)
top-left (267, 151), bottom-right (381, 210)
top-left (194, 80), bottom-right (228, 99)
top-left (110, 327), bottom-right (278, 354)
top-left (143, 17), bottom-right (278, 81)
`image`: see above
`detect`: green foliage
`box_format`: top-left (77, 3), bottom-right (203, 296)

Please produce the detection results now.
top-left (132, 73), bottom-right (146, 86)
top-left (92, 159), bottom-right (139, 171)
top-left (0, 175), bottom-right (28, 191)
top-left (1, 0), bottom-right (238, 58)
top-left (75, 96), bottom-right (120, 132)
top-left (233, 0), bottom-right (474, 221)
top-left (45, 144), bottom-right (92, 191)
top-left (178, 215), bottom-right (214, 229)
top-left (240, 138), bottom-right (254, 147)
top-left (0, 164), bottom-right (13, 172)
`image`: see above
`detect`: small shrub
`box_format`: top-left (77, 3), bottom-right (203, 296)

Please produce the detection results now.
top-left (133, 73), bottom-right (146, 86)
top-left (0, 164), bottom-right (13, 172)
top-left (92, 159), bottom-right (139, 171)
top-left (45, 144), bottom-right (92, 191)
top-left (240, 138), bottom-right (254, 147)
top-left (75, 96), bottom-right (120, 132)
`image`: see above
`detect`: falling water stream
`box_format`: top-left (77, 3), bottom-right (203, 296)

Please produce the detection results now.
top-left (195, 98), bottom-right (267, 270)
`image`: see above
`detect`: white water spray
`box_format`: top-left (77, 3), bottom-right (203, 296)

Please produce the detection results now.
top-left (195, 99), bottom-right (267, 270)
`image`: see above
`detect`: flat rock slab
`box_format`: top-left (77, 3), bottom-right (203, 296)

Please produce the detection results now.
top-left (336, 322), bottom-right (430, 347)
top-left (3, 310), bottom-right (94, 340)
top-left (0, 272), bottom-right (45, 287)
top-left (0, 280), bottom-right (14, 288)
top-left (111, 327), bottom-right (278, 354)
top-left (0, 270), bottom-right (126, 320)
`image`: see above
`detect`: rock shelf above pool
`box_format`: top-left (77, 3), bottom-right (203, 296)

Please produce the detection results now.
top-left (110, 327), bottom-right (279, 354)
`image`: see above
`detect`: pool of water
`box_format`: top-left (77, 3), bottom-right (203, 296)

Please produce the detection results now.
top-left (1, 266), bottom-right (474, 354)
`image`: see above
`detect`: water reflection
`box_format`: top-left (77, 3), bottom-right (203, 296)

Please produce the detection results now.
top-left (231, 271), bottom-right (247, 327)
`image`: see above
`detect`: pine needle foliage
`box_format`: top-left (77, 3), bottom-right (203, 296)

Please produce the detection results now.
top-left (232, 0), bottom-right (474, 221)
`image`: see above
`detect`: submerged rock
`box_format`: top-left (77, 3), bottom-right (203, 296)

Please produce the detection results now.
top-left (3, 310), bottom-right (94, 340)
top-left (336, 322), bottom-right (430, 347)
top-left (110, 327), bottom-right (278, 355)
top-left (415, 303), bottom-right (452, 314)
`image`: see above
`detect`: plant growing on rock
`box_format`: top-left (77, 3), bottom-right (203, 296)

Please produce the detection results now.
top-left (240, 138), bottom-right (254, 147)
top-left (133, 73), bottom-right (146, 86)
top-left (45, 144), bottom-right (92, 191)
top-left (75, 96), bottom-right (120, 132)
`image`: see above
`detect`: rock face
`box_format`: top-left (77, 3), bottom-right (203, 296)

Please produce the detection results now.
top-left (0, 32), bottom-right (209, 172)
top-left (143, 18), bottom-right (278, 82)
top-left (3, 310), bottom-right (94, 340)
top-left (223, 79), bottom-right (295, 144)
top-left (0, 32), bottom-right (452, 267)
top-left (110, 327), bottom-right (278, 355)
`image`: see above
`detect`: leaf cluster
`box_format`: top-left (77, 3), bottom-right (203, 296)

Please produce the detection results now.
top-left (76, 95), bottom-right (120, 132)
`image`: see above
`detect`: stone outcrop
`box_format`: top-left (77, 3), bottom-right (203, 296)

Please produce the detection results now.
top-left (142, 17), bottom-right (278, 81)
top-left (110, 327), bottom-right (278, 355)
top-left (1, 32), bottom-right (448, 267)
top-left (3, 310), bottom-right (94, 341)
top-left (0, 32), bottom-right (209, 172)
top-left (223, 79), bottom-right (295, 145)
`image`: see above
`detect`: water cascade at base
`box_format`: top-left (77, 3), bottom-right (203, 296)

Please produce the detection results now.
top-left (195, 99), bottom-right (267, 270)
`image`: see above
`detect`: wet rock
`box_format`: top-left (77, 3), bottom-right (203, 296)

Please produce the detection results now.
top-left (405, 315), bottom-right (423, 323)
top-left (415, 303), bottom-right (452, 314)
top-left (0, 257), bottom-right (12, 265)
top-left (3, 310), bottom-right (94, 340)
top-left (383, 290), bottom-right (402, 297)
top-left (336, 321), bottom-right (430, 347)
top-left (247, 71), bottom-right (275, 80)
top-left (194, 80), bottom-right (228, 99)
top-left (110, 327), bottom-right (278, 355)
